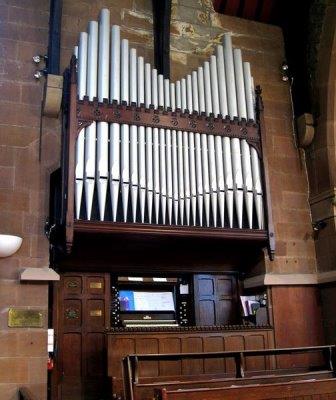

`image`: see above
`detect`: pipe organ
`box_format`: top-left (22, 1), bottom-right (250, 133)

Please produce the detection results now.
top-left (63, 8), bottom-right (274, 257)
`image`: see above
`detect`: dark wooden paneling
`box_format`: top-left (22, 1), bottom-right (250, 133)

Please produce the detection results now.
top-left (194, 274), bottom-right (238, 326)
top-left (56, 272), bottom-right (110, 400)
top-left (272, 286), bottom-right (324, 369)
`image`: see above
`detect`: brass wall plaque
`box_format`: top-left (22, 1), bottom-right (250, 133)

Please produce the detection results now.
top-left (8, 309), bottom-right (43, 328)
top-left (90, 310), bottom-right (102, 317)
top-left (90, 282), bottom-right (102, 289)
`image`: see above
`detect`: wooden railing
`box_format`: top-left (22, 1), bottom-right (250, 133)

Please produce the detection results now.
top-left (123, 345), bottom-right (336, 400)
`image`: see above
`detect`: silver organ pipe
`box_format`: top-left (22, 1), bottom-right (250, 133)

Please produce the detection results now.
top-left (137, 56), bottom-right (146, 223)
top-left (164, 78), bottom-right (173, 225)
top-left (175, 80), bottom-right (185, 225)
top-left (223, 33), bottom-right (244, 229)
top-left (97, 9), bottom-right (110, 221)
top-left (152, 68), bottom-right (160, 224)
top-left (144, 63), bottom-right (153, 223)
top-left (197, 66), bottom-right (211, 227)
top-left (158, 74), bottom-right (167, 224)
top-left (192, 70), bottom-right (204, 226)
top-left (120, 38), bottom-right (130, 222)
top-left (187, 75), bottom-right (197, 226)
top-left (84, 21), bottom-right (98, 221)
top-left (216, 44), bottom-right (234, 228)
top-left (73, 14), bottom-right (265, 231)
top-left (129, 48), bottom-right (138, 223)
top-left (110, 25), bottom-right (120, 222)
top-left (170, 82), bottom-right (179, 225)
top-left (75, 32), bottom-right (88, 220)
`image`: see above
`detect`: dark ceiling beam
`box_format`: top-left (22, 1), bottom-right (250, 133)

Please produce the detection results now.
top-left (259, 0), bottom-right (275, 22)
top-left (224, 0), bottom-right (240, 16)
top-left (152, 0), bottom-right (172, 79)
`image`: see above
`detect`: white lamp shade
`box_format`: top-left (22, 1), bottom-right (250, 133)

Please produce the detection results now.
top-left (0, 235), bottom-right (22, 258)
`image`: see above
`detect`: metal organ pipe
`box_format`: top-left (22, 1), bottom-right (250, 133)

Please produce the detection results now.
top-left (97, 9), bottom-right (110, 221)
top-left (129, 48), bottom-right (138, 223)
top-left (216, 44), bottom-right (234, 228)
top-left (138, 56), bottom-right (146, 223)
top-left (152, 68), bottom-right (160, 224)
top-left (110, 25), bottom-right (120, 222)
top-left (73, 17), bottom-right (265, 231)
top-left (120, 38), bottom-right (130, 222)
top-left (170, 82), bottom-right (179, 225)
top-left (192, 70), bottom-right (203, 226)
top-left (210, 55), bottom-right (225, 228)
top-left (233, 48), bottom-right (253, 229)
top-left (164, 78), bottom-right (173, 225)
top-left (145, 63), bottom-right (153, 223)
top-left (197, 66), bottom-right (211, 227)
top-left (75, 32), bottom-right (88, 220)
top-left (84, 21), bottom-right (98, 220)
top-left (223, 33), bottom-right (244, 229)
top-left (175, 80), bottom-right (185, 225)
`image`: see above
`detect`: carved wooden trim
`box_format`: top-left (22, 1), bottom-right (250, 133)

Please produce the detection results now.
top-left (76, 97), bottom-right (261, 154)
top-left (256, 86), bottom-right (275, 260)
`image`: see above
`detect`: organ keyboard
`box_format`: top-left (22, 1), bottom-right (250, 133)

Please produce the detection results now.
top-left (63, 8), bottom-right (275, 258)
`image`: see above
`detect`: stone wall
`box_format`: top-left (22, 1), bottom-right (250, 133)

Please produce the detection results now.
top-left (0, 0), bottom-right (51, 398)
top-left (0, 0), bottom-right (319, 398)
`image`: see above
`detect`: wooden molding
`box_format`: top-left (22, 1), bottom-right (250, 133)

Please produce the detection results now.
top-left (244, 273), bottom-right (318, 288)
top-left (20, 267), bottom-right (60, 281)
top-left (318, 270), bottom-right (336, 284)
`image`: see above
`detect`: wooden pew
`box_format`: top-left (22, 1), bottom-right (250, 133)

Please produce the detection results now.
top-left (155, 379), bottom-right (336, 400)
top-left (124, 345), bottom-right (336, 400)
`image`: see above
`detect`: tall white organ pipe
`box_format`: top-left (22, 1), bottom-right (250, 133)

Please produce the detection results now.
top-left (170, 82), bottom-right (179, 225)
top-left (223, 33), bottom-right (244, 228)
top-left (129, 48), bottom-right (138, 223)
top-left (145, 63), bottom-right (153, 223)
top-left (96, 9), bottom-right (110, 221)
top-left (175, 80), bottom-right (185, 225)
top-left (138, 56), bottom-right (146, 223)
top-left (181, 79), bottom-right (191, 226)
top-left (158, 75), bottom-right (167, 224)
top-left (243, 62), bottom-right (264, 229)
top-left (210, 55), bottom-right (225, 228)
top-left (110, 25), bottom-right (121, 222)
top-left (120, 39), bottom-right (130, 222)
top-left (165, 78), bottom-right (173, 224)
top-left (84, 21), bottom-right (98, 220)
top-left (197, 66), bottom-right (211, 227)
top-left (152, 69), bottom-right (160, 224)
top-left (216, 44), bottom-right (234, 228)
top-left (75, 32), bottom-right (88, 220)
top-left (192, 70), bottom-right (204, 226)
top-left (204, 61), bottom-right (218, 227)
top-left (233, 48), bottom-right (253, 229)
top-left (187, 75), bottom-right (197, 226)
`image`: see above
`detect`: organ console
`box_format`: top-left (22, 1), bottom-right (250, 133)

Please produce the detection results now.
top-left (61, 7), bottom-right (275, 259)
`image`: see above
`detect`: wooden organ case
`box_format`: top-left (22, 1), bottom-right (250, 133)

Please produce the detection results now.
top-left (50, 7), bottom-right (277, 400)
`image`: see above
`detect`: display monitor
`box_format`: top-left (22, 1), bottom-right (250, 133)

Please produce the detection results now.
top-left (119, 290), bottom-right (175, 312)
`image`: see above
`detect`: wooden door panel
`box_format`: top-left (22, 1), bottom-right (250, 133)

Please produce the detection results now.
top-left (63, 299), bottom-right (82, 329)
top-left (86, 299), bottom-right (105, 329)
top-left (85, 333), bottom-right (105, 377)
top-left (199, 299), bottom-right (216, 325)
top-left (194, 274), bottom-right (238, 326)
top-left (63, 276), bottom-right (83, 295)
top-left (56, 272), bottom-right (110, 400)
top-left (62, 333), bottom-right (82, 376)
